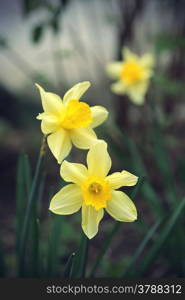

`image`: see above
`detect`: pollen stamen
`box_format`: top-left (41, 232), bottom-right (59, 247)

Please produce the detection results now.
top-left (82, 176), bottom-right (112, 210)
top-left (88, 182), bottom-right (102, 194)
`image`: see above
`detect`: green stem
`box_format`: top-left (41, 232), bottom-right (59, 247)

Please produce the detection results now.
top-left (18, 136), bottom-right (46, 276)
top-left (71, 233), bottom-right (89, 278)
top-left (90, 222), bottom-right (120, 278)
top-left (89, 177), bottom-right (144, 278)
top-left (63, 253), bottom-right (75, 278)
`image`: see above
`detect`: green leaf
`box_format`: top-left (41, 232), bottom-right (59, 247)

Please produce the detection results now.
top-left (149, 97), bottom-right (177, 204)
top-left (50, 18), bottom-right (60, 34)
top-left (121, 219), bottom-right (162, 277)
top-left (16, 153), bottom-right (31, 256)
top-left (18, 137), bottom-right (46, 276)
top-left (0, 36), bottom-right (8, 48)
top-left (23, 0), bottom-right (42, 16)
top-left (153, 73), bottom-right (184, 96)
top-left (46, 214), bottom-right (64, 277)
top-left (136, 196), bottom-right (185, 276)
top-left (106, 123), bottom-right (164, 218)
top-left (28, 218), bottom-right (40, 277)
top-left (154, 34), bottom-right (185, 53)
top-left (32, 24), bottom-right (44, 43)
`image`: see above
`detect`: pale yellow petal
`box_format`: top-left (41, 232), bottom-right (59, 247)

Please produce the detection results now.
top-left (60, 160), bottom-right (88, 185)
top-left (37, 113), bottom-right (59, 134)
top-left (35, 83), bottom-right (63, 114)
top-left (47, 129), bottom-right (72, 163)
top-left (90, 106), bottom-right (109, 128)
top-left (81, 205), bottom-right (104, 239)
top-left (111, 80), bottom-right (127, 95)
top-left (122, 47), bottom-right (138, 62)
top-left (106, 62), bottom-right (122, 79)
top-left (127, 81), bottom-right (148, 105)
top-left (41, 120), bottom-right (58, 134)
top-left (49, 184), bottom-right (82, 215)
top-left (87, 140), bottom-right (111, 177)
top-left (70, 128), bottom-right (97, 149)
top-left (121, 170), bottom-right (138, 186)
top-left (107, 172), bottom-right (124, 189)
top-left (106, 191), bottom-right (137, 222)
top-left (63, 81), bottom-right (91, 105)
top-left (140, 53), bottom-right (155, 68)
top-left (107, 171), bottom-right (138, 189)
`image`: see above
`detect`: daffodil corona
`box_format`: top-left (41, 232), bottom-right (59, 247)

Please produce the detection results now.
top-left (49, 141), bottom-right (138, 239)
top-left (36, 82), bottom-right (108, 163)
top-left (106, 48), bottom-right (155, 105)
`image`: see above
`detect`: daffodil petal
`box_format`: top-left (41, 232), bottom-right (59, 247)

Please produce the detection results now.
top-left (121, 171), bottom-right (138, 186)
top-left (41, 120), bottom-right (58, 134)
top-left (70, 128), bottom-right (97, 149)
top-left (81, 205), bottom-right (104, 239)
top-left (127, 82), bottom-right (148, 105)
top-left (111, 80), bottom-right (127, 95)
top-left (49, 184), bottom-right (82, 215)
top-left (122, 47), bottom-right (138, 61)
top-left (107, 171), bottom-right (138, 189)
top-left (106, 191), bottom-right (137, 222)
top-left (35, 83), bottom-right (63, 114)
top-left (60, 160), bottom-right (88, 185)
top-left (63, 81), bottom-right (91, 105)
top-left (106, 62), bottom-right (122, 79)
top-left (37, 113), bottom-right (59, 134)
top-left (87, 140), bottom-right (111, 177)
top-left (47, 129), bottom-right (72, 163)
top-left (91, 106), bottom-right (109, 128)
top-left (140, 54), bottom-right (155, 68)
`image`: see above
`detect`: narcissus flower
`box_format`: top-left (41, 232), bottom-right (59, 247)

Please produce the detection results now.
top-left (106, 48), bottom-right (155, 105)
top-left (36, 82), bottom-right (108, 163)
top-left (49, 141), bottom-right (138, 239)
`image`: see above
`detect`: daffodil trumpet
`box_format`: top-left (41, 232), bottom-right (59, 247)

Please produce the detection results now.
top-left (36, 82), bottom-right (108, 163)
top-left (106, 47), bottom-right (155, 105)
top-left (49, 141), bottom-right (138, 239)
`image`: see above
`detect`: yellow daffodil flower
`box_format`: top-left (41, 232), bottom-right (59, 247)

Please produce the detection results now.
top-left (106, 47), bottom-right (155, 105)
top-left (49, 141), bottom-right (138, 239)
top-left (36, 82), bottom-right (108, 163)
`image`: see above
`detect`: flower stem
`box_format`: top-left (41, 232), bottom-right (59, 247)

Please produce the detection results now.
top-left (89, 177), bottom-right (144, 278)
top-left (71, 233), bottom-right (89, 278)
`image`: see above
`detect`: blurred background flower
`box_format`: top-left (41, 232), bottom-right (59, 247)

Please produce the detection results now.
top-left (106, 47), bottom-right (155, 104)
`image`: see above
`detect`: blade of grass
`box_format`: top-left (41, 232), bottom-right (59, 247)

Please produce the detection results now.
top-left (149, 95), bottom-right (177, 204)
top-left (121, 218), bottom-right (162, 277)
top-left (46, 182), bottom-right (66, 277)
top-left (89, 177), bottom-right (144, 278)
top-left (19, 136), bottom-right (46, 276)
top-left (29, 175), bottom-right (45, 277)
top-left (16, 153), bottom-right (32, 255)
top-left (105, 124), bottom-right (164, 218)
top-left (71, 232), bottom-right (89, 278)
top-left (136, 196), bottom-right (185, 276)
top-left (46, 214), bottom-right (64, 277)
top-left (63, 253), bottom-right (75, 278)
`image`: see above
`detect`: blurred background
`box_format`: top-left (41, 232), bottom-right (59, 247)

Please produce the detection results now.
top-left (0, 0), bottom-right (185, 278)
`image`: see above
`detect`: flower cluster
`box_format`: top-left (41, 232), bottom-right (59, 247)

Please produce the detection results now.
top-left (36, 50), bottom-right (144, 238)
